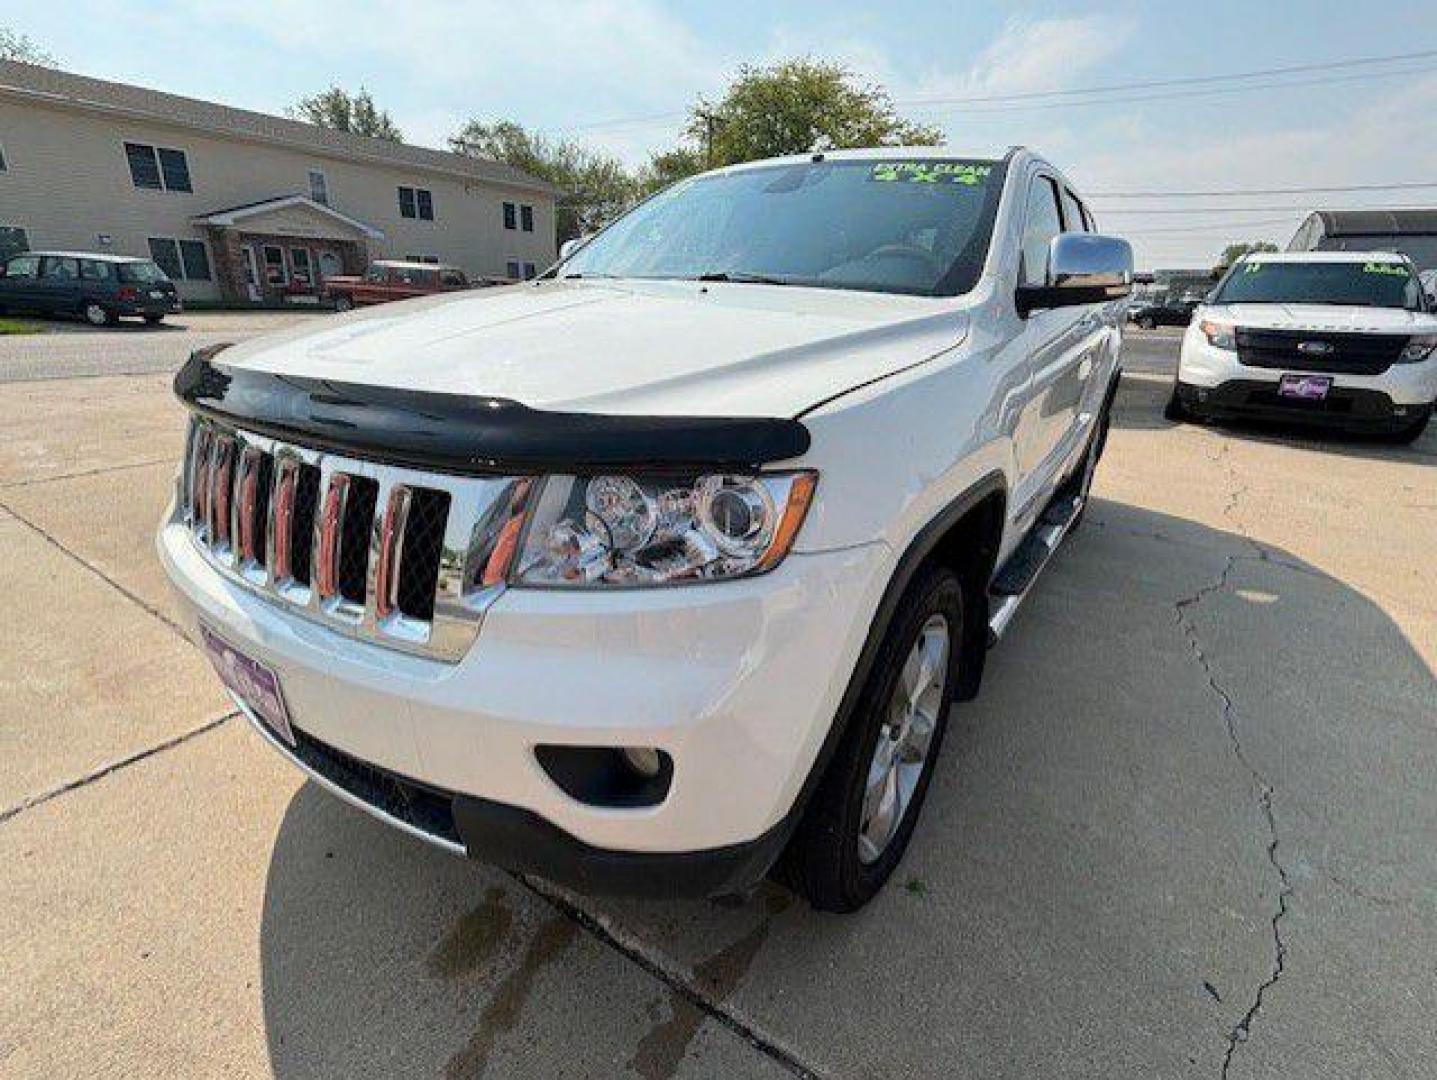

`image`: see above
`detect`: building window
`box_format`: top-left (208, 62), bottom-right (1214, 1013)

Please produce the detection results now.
top-left (263, 246), bottom-right (286, 286)
top-left (505, 260), bottom-right (520, 279)
top-left (0, 225), bottom-right (29, 260)
top-left (398, 186), bottom-right (434, 220)
top-left (522, 261), bottom-right (537, 280)
top-left (503, 202), bottom-right (516, 230)
top-left (520, 205), bottom-right (534, 233)
top-left (289, 247), bottom-right (312, 286)
top-left (4, 252), bottom-right (39, 277)
top-left (147, 238), bottom-right (182, 279)
top-left (125, 142), bottom-right (192, 192)
top-left (309, 170), bottom-right (329, 205)
top-left (148, 237), bottom-right (211, 281)
top-left (405, 254), bottom-right (440, 264)
top-left (180, 240), bottom-right (212, 281)
top-left (0, 141), bottom-right (7, 171)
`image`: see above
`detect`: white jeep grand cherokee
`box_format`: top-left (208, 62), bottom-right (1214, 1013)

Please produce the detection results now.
top-left (1167, 251), bottom-right (1437, 443)
top-left (158, 148), bottom-right (1132, 911)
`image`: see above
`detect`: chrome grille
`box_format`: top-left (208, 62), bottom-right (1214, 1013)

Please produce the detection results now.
top-left (178, 417), bottom-right (530, 662)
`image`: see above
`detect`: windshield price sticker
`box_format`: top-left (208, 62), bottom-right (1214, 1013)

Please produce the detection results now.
top-left (1243, 262), bottom-right (1264, 274)
top-left (1363, 262), bottom-right (1409, 277)
top-left (871, 162), bottom-right (992, 186)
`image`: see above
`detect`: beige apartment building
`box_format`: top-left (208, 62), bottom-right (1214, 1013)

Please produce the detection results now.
top-left (0, 60), bottom-right (557, 302)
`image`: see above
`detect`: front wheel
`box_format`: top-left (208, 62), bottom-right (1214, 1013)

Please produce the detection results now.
top-left (1138, 315), bottom-right (1156, 329)
top-left (332, 294), bottom-right (353, 312)
top-left (1384, 410), bottom-right (1431, 445)
top-left (83, 302), bottom-right (113, 327)
top-left (1164, 387), bottom-right (1189, 423)
top-left (143, 313), bottom-right (164, 326)
top-left (779, 564), bottom-right (963, 912)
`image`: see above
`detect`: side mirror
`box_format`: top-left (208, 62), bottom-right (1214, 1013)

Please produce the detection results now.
top-left (559, 236), bottom-right (591, 261)
top-left (1016, 233), bottom-right (1134, 316)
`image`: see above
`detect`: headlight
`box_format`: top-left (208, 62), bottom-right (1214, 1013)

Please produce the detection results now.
top-left (1398, 334), bottom-right (1437, 362)
top-left (1200, 320), bottom-right (1236, 350)
top-left (508, 471), bottom-right (817, 587)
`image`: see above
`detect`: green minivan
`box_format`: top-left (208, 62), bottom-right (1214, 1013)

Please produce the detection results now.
top-left (0, 251), bottom-right (182, 326)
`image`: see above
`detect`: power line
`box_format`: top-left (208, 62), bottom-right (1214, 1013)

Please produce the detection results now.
top-left (556, 46), bottom-right (1437, 133)
top-left (897, 47), bottom-right (1437, 105)
top-left (1115, 217), bottom-right (1303, 235)
top-left (1090, 180), bottom-right (1437, 198)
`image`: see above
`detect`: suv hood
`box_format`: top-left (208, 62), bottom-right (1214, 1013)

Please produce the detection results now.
top-left (1207, 302), bottom-right (1437, 333)
top-left (219, 279), bottom-right (968, 418)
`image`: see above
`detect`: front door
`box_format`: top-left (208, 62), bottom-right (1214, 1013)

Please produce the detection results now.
top-left (241, 245), bottom-right (261, 301)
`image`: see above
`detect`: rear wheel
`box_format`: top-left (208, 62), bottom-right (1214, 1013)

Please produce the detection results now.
top-left (1164, 385), bottom-right (1189, 423)
top-left (83, 302), bottom-right (113, 327)
top-left (1138, 315), bottom-right (1156, 329)
top-left (143, 313), bottom-right (164, 326)
top-left (780, 564), bottom-right (963, 912)
top-left (332, 294), bottom-right (353, 312)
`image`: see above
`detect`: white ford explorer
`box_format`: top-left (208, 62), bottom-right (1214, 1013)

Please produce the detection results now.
top-left (1167, 251), bottom-right (1437, 443)
top-left (158, 147), bottom-right (1132, 911)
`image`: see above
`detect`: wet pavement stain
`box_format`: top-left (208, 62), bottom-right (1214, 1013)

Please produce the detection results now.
top-left (427, 886), bottom-right (514, 980)
top-left (445, 915), bottom-right (579, 1080)
top-left (629, 886), bottom-right (793, 1080)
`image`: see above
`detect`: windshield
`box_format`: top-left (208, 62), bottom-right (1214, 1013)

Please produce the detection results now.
top-left (560, 158), bottom-right (1008, 298)
top-left (117, 261), bottom-right (169, 284)
top-left (1215, 259), bottom-right (1423, 310)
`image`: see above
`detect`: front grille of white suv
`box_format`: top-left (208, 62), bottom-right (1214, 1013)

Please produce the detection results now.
top-left (178, 416), bottom-right (528, 662)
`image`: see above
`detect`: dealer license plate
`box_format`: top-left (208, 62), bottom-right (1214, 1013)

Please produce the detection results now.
top-left (198, 624), bottom-right (294, 745)
top-left (1278, 374), bottom-right (1332, 401)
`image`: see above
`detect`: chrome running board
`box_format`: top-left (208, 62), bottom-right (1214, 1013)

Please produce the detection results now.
top-left (986, 491), bottom-right (1084, 646)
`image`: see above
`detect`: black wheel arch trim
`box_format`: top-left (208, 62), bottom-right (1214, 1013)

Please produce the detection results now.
top-left (769, 471), bottom-right (1008, 860)
top-left (174, 351), bottom-right (811, 474)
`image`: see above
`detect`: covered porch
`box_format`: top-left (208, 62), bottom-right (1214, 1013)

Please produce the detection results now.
top-left (193, 195), bottom-right (384, 304)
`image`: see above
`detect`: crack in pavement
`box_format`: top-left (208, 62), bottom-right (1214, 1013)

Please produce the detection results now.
top-left (0, 711), bottom-right (236, 824)
top-left (1174, 552), bottom-right (1294, 1079)
top-left (0, 456), bottom-right (174, 491)
top-left (514, 874), bottom-right (823, 1080)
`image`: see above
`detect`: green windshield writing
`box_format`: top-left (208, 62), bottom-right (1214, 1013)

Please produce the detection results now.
top-left (1363, 261), bottom-right (1409, 277)
top-left (870, 162), bottom-right (992, 186)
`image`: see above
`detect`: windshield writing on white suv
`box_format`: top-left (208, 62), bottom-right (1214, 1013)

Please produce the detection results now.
top-left (1215, 261), bottom-right (1423, 310)
top-left (560, 159), bottom-right (1007, 298)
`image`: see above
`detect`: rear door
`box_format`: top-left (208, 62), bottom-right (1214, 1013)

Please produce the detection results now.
top-left (37, 256), bottom-right (82, 314)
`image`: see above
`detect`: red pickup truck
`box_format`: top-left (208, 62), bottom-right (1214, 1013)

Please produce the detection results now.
top-left (323, 260), bottom-right (472, 310)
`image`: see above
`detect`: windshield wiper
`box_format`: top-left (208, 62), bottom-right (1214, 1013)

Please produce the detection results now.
top-left (693, 271), bottom-right (792, 286)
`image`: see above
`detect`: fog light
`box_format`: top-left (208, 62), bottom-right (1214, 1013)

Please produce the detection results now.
top-left (621, 746), bottom-right (663, 778)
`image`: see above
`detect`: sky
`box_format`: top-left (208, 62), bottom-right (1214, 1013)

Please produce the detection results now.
top-left (5, 1), bottom-right (1437, 268)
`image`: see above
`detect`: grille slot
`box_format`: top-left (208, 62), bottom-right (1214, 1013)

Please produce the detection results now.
top-left (1235, 328), bottom-right (1408, 376)
top-left (397, 489), bottom-right (451, 622)
top-left (338, 476), bottom-right (379, 605)
top-left (176, 417), bottom-right (515, 662)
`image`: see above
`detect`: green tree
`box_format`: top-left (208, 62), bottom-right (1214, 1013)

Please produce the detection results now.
top-left (449, 119), bottom-right (636, 247)
top-left (0, 26), bottom-right (54, 64)
top-left (290, 86), bottom-right (402, 141)
top-left (686, 59), bottom-right (943, 168)
top-left (1216, 240), bottom-right (1279, 270)
top-left (635, 146), bottom-right (706, 196)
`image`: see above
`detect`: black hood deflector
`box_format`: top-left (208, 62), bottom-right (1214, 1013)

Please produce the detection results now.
top-left (174, 352), bottom-right (810, 474)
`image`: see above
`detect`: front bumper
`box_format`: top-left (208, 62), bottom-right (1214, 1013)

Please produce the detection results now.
top-left (1175, 379), bottom-right (1430, 433)
top-left (159, 515), bottom-right (890, 895)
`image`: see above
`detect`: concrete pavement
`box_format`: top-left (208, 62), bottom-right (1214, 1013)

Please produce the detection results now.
top-left (0, 337), bottom-right (1433, 1078)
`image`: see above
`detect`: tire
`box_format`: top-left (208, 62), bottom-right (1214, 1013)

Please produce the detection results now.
top-left (1384, 410), bottom-right (1430, 445)
top-left (332, 294), bottom-right (353, 312)
top-left (1138, 315), bottom-right (1156, 329)
top-left (780, 564), bottom-right (964, 912)
top-left (143, 313), bottom-right (164, 326)
top-left (83, 302), bottom-right (113, 327)
top-left (1161, 387), bottom-right (1184, 422)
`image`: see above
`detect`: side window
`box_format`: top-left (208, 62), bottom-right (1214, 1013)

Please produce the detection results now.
top-left (1060, 188), bottom-right (1087, 233)
top-left (520, 205), bottom-right (534, 232)
top-left (5, 254), bottom-right (40, 279)
top-left (80, 259), bottom-right (115, 282)
top-left (439, 270), bottom-right (465, 287)
top-left (415, 189), bottom-right (434, 221)
top-left (503, 202), bottom-right (517, 230)
top-left (1020, 177), bottom-right (1064, 287)
top-left (42, 256), bottom-right (80, 280)
top-left (0, 227), bottom-right (30, 261)
top-left (364, 265), bottom-right (386, 284)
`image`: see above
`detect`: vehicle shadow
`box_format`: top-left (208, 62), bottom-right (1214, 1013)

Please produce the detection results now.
top-left (257, 499), bottom-right (1436, 1078)
top-left (1112, 372), bottom-right (1436, 461)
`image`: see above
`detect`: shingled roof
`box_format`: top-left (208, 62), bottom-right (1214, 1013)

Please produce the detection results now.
top-left (0, 60), bottom-right (556, 196)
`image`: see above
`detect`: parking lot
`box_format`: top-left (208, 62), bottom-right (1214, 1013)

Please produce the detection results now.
top-left (1, 318), bottom-right (1434, 1078)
